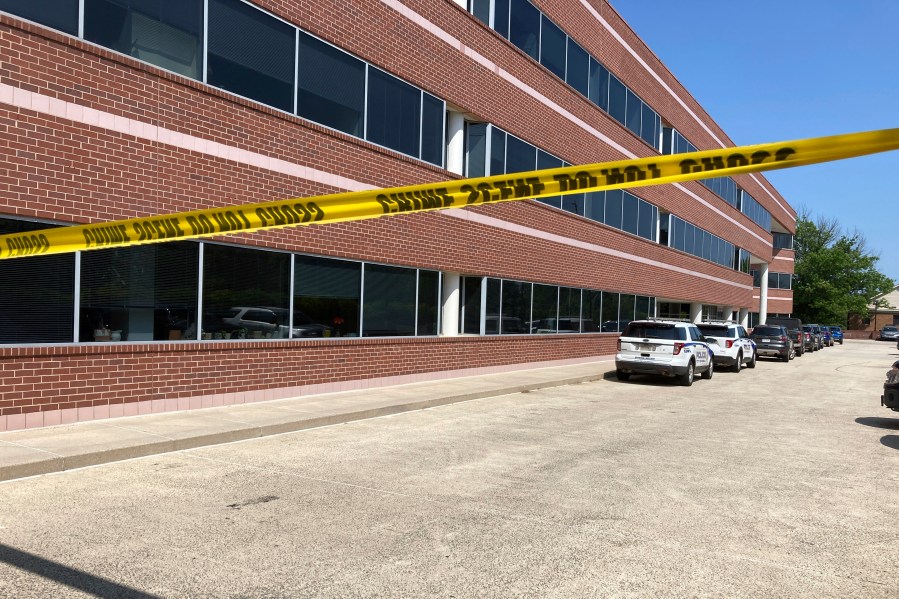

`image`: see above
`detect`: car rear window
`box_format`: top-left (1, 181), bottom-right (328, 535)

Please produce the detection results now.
top-left (697, 325), bottom-right (727, 336)
top-left (753, 326), bottom-right (783, 336)
top-left (623, 324), bottom-right (687, 341)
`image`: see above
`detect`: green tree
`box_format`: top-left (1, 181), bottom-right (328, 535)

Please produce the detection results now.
top-left (792, 212), bottom-right (894, 326)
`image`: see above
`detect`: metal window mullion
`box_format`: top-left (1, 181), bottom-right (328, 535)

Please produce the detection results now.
top-left (202, 0), bottom-right (209, 84)
top-left (414, 270), bottom-right (420, 336)
top-left (555, 286), bottom-right (560, 334)
top-left (484, 124), bottom-right (493, 176)
top-left (196, 242), bottom-right (205, 339)
top-left (359, 263), bottom-right (365, 337)
top-left (418, 90), bottom-right (424, 160)
top-left (436, 272), bottom-right (443, 335)
top-left (288, 253), bottom-right (295, 338)
top-left (73, 251), bottom-right (81, 343)
top-left (440, 100), bottom-right (447, 169)
top-left (480, 277), bottom-right (488, 336)
top-left (363, 65), bottom-right (369, 142)
top-left (293, 29), bottom-right (299, 116)
top-left (78, 0), bottom-right (85, 38)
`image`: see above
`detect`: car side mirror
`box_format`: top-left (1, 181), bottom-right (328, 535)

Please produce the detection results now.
top-left (705, 337), bottom-right (719, 345)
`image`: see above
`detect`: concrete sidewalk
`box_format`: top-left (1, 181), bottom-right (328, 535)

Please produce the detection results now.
top-left (0, 359), bottom-right (614, 482)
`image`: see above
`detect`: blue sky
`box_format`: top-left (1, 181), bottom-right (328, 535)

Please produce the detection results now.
top-left (613, 0), bottom-right (899, 283)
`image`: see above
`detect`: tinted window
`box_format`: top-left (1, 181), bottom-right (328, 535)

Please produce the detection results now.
top-left (698, 325), bottom-right (727, 336)
top-left (754, 326), bottom-right (784, 336)
top-left (490, 127), bottom-right (506, 175)
top-left (536, 150), bottom-right (563, 208)
top-left (641, 103), bottom-right (658, 147)
top-left (601, 291), bottom-right (619, 331)
top-left (295, 255), bottom-right (361, 338)
top-left (505, 134), bottom-right (536, 174)
top-left (566, 39), bottom-right (589, 96)
top-left (1, 0), bottom-right (78, 35)
top-left (81, 243), bottom-right (198, 341)
top-left (583, 290), bottom-right (601, 332)
top-left (539, 16), bottom-right (566, 79)
top-left (417, 270), bottom-right (439, 336)
top-left (0, 219), bottom-right (74, 343)
top-left (587, 59), bottom-right (609, 110)
top-left (363, 264), bottom-right (416, 337)
top-left (367, 67), bottom-right (421, 158)
top-left (494, 0), bottom-right (510, 37)
top-left (466, 123), bottom-right (488, 177)
top-left (85, 0), bottom-right (203, 78)
top-left (625, 90), bottom-right (641, 136)
top-left (297, 33), bottom-right (365, 136)
top-left (500, 280), bottom-right (531, 334)
top-left (608, 75), bottom-right (626, 124)
top-left (202, 244), bottom-right (290, 339)
top-left (604, 189), bottom-right (623, 229)
top-left (532, 284), bottom-right (557, 333)
top-left (637, 201), bottom-right (655, 241)
top-left (509, 0), bottom-right (540, 60)
top-left (420, 93), bottom-right (445, 166)
top-left (207, 0), bottom-right (295, 112)
top-left (622, 192), bottom-right (638, 235)
top-left (462, 276), bottom-right (482, 335)
top-left (622, 324), bottom-right (686, 341)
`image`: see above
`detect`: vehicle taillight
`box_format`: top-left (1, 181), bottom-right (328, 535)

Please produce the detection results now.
top-left (617, 339), bottom-right (621, 351)
top-left (780, 335), bottom-right (788, 343)
top-left (725, 340), bottom-right (733, 349)
top-left (673, 342), bottom-right (684, 355)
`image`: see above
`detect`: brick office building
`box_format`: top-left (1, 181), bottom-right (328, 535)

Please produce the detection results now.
top-left (0, 0), bottom-right (795, 430)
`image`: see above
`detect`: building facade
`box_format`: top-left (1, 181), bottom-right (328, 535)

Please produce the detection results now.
top-left (0, 0), bottom-right (795, 430)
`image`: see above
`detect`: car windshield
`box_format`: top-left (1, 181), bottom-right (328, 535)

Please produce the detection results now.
top-left (622, 323), bottom-right (687, 341)
top-left (884, 327), bottom-right (898, 332)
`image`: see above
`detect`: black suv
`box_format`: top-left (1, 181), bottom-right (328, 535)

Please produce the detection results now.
top-left (750, 324), bottom-right (794, 362)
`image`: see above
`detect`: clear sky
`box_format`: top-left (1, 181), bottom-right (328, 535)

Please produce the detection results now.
top-left (612, 0), bottom-right (899, 283)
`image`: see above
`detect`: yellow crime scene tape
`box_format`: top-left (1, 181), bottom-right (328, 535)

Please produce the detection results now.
top-left (2, 127), bottom-right (899, 260)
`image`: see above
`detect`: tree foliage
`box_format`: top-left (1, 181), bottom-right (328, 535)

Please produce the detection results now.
top-left (792, 212), bottom-right (894, 326)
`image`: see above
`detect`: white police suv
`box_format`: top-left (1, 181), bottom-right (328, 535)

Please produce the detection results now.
top-left (615, 320), bottom-right (715, 386)
top-left (696, 322), bottom-right (757, 372)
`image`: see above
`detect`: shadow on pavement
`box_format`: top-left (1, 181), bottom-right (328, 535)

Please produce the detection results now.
top-left (855, 416), bottom-right (899, 430)
top-left (0, 543), bottom-right (158, 598)
top-left (881, 435), bottom-right (899, 450)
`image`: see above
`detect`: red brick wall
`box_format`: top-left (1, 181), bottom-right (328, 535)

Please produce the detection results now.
top-left (0, 1), bottom-right (795, 420)
top-left (0, 335), bottom-right (618, 417)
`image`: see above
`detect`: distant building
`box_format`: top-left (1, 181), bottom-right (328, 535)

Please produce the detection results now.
top-left (849, 285), bottom-right (899, 334)
top-left (0, 0), bottom-right (795, 430)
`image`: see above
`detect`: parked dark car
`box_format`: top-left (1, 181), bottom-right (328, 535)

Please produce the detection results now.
top-left (879, 325), bottom-right (899, 341)
top-left (882, 360), bottom-right (899, 412)
top-left (802, 325), bottom-right (823, 351)
top-left (767, 317), bottom-right (805, 356)
top-left (750, 324), bottom-right (794, 362)
top-left (828, 326), bottom-right (844, 345)
top-left (820, 326), bottom-right (833, 347)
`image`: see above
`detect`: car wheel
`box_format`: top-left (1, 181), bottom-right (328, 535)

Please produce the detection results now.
top-left (616, 370), bottom-right (630, 381)
top-left (701, 360), bottom-right (714, 380)
top-left (747, 351), bottom-right (757, 368)
top-left (680, 361), bottom-right (695, 387)
top-left (734, 351), bottom-right (742, 373)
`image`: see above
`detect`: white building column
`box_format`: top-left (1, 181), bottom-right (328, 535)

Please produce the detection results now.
top-left (446, 111), bottom-right (465, 176)
top-left (450, 0), bottom-right (466, 7)
top-left (441, 272), bottom-right (461, 336)
top-left (690, 302), bottom-right (703, 324)
top-left (739, 308), bottom-right (749, 329)
top-left (759, 262), bottom-right (770, 325)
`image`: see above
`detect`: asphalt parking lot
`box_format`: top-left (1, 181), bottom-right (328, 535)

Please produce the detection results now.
top-left (1, 339), bottom-right (898, 598)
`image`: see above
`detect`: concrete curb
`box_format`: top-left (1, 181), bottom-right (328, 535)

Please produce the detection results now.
top-left (0, 372), bottom-right (606, 482)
